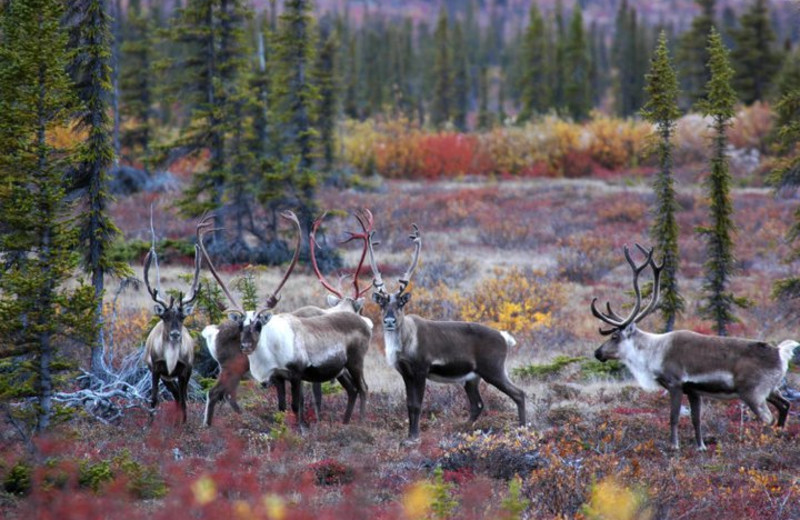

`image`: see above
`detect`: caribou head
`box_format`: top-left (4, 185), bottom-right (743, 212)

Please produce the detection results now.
top-left (309, 208), bottom-right (376, 315)
top-left (592, 244), bottom-right (663, 362)
top-left (366, 218), bottom-right (421, 332)
top-left (143, 234), bottom-right (202, 350)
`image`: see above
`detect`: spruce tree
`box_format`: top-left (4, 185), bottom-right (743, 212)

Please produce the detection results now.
top-left (477, 64), bottom-right (491, 130)
top-left (65, 0), bottom-right (128, 376)
top-left (730, 0), bottom-right (782, 105)
top-left (564, 4), bottom-right (591, 121)
top-left (678, 0), bottom-right (717, 107)
top-left (315, 31), bottom-right (338, 171)
top-left (551, 0), bottom-right (567, 110)
top-left (642, 32), bottom-right (684, 332)
top-left (451, 20), bottom-right (469, 131)
top-left (0, 0), bottom-right (95, 431)
top-left (430, 8), bottom-right (452, 128)
top-left (119, 0), bottom-right (155, 168)
top-left (169, 0), bottom-right (252, 247)
top-left (517, 4), bottom-right (549, 122)
top-left (769, 87), bottom-right (800, 299)
top-left (697, 28), bottom-right (746, 336)
top-left (612, 0), bottom-right (648, 117)
top-left (271, 0), bottom-right (320, 236)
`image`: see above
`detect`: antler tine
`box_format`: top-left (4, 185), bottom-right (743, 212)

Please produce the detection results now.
top-left (310, 211), bottom-right (345, 299)
top-left (197, 216), bottom-right (243, 313)
top-left (366, 229), bottom-right (387, 295)
top-left (589, 244), bottom-right (652, 331)
top-left (262, 210), bottom-right (302, 310)
top-left (344, 208), bottom-right (374, 299)
top-left (398, 223), bottom-right (421, 294)
top-left (633, 244), bottom-right (664, 324)
top-left (143, 249), bottom-right (170, 308)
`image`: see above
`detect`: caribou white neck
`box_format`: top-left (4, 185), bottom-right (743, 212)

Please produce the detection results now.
top-left (618, 329), bottom-right (671, 391)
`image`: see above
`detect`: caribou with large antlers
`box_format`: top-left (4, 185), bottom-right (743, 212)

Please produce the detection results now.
top-left (143, 220), bottom-right (203, 423)
top-left (367, 221), bottom-right (526, 442)
top-left (199, 211), bottom-right (372, 427)
top-left (591, 244), bottom-right (799, 450)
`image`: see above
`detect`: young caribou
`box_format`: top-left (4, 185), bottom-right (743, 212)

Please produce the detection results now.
top-left (591, 244), bottom-right (799, 450)
top-left (366, 216), bottom-right (526, 442)
top-left (143, 222), bottom-right (203, 423)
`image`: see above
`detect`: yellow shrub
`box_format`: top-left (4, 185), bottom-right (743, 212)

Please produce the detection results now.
top-left (340, 119), bottom-right (381, 174)
top-left (458, 267), bottom-right (563, 341)
top-left (582, 477), bottom-right (651, 520)
top-left (586, 115), bottom-right (653, 170)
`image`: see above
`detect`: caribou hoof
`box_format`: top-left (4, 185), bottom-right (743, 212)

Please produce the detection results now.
top-left (400, 437), bottom-right (421, 448)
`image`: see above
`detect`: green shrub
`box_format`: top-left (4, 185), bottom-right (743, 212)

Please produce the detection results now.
top-left (580, 359), bottom-right (626, 379)
top-left (512, 355), bottom-right (585, 379)
top-left (3, 462), bottom-right (31, 496)
top-left (78, 460), bottom-right (113, 492)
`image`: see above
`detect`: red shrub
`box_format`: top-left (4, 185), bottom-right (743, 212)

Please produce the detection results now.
top-left (416, 133), bottom-right (480, 179)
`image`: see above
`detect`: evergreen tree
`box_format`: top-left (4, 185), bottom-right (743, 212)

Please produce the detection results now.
top-left (119, 0), bottom-right (155, 167)
top-left (477, 63), bottom-right (491, 130)
top-left (697, 29), bottom-right (746, 336)
top-left (678, 0), bottom-right (717, 107)
top-left (315, 31), bottom-right (338, 171)
top-left (517, 4), bottom-right (549, 122)
top-left (774, 48), bottom-right (800, 102)
top-left (451, 20), bottom-right (469, 131)
top-left (0, 0), bottom-right (95, 431)
top-left (612, 0), bottom-right (648, 117)
top-left (769, 85), bottom-right (800, 299)
top-left (642, 32), bottom-right (684, 332)
top-left (430, 8), bottom-right (452, 128)
top-left (564, 5), bottom-right (591, 121)
top-left (168, 0), bottom-right (252, 247)
top-left (551, 0), bottom-right (567, 110)
top-left (65, 0), bottom-right (128, 376)
top-left (271, 0), bottom-right (320, 235)
top-left (731, 0), bottom-right (782, 104)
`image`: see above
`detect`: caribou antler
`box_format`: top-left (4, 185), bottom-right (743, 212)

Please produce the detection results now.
top-left (398, 224), bottom-right (421, 295)
top-left (310, 212), bottom-right (345, 299)
top-left (366, 227), bottom-right (386, 295)
top-left (143, 249), bottom-right (170, 310)
top-left (197, 214), bottom-right (244, 313)
top-left (633, 243), bottom-right (664, 324)
top-left (261, 210), bottom-right (302, 311)
top-left (590, 244), bottom-right (653, 334)
top-left (344, 208), bottom-right (375, 299)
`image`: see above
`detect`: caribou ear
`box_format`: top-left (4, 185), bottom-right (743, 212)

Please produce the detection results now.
top-left (228, 311), bottom-right (244, 323)
top-left (181, 302), bottom-right (195, 318)
top-left (326, 294), bottom-right (342, 308)
top-left (353, 298), bottom-right (365, 313)
top-left (154, 303), bottom-right (166, 316)
top-left (256, 311), bottom-right (272, 326)
top-left (398, 292), bottom-right (412, 307)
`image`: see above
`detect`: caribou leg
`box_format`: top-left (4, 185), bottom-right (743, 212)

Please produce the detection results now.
top-left (687, 390), bottom-right (705, 451)
top-left (767, 391), bottom-right (790, 427)
top-left (464, 379), bottom-right (484, 422)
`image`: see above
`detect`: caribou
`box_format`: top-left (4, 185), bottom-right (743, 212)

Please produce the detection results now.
top-left (366, 218), bottom-right (526, 442)
top-left (143, 222), bottom-right (203, 423)
top-left (199, 211), bottom-right (373, 427)
top-left (591, 244), bottom-right (799, 450)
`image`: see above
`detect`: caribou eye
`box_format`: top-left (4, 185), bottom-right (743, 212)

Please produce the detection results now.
top-left (612, 333), bottom-right (620, 341)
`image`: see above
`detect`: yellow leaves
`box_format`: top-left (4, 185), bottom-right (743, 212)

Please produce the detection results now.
top-left (263, 493), bottom-right (287, 520)
top-left (582, 477), bottom-right (652, 520)
top-left (191, 474), bottom-right (217, 506)
top-left (402, 480), bottom-right (434, 520)
top-left (457, 267), bottom-right (563, 340)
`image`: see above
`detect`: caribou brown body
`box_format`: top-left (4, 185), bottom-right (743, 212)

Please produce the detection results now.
top-left (592, 245), bottom-right (799, 450)
top-left (143, 231), bottom-right (202, 423)
top-left (367, 217), bottom-right (526, 442)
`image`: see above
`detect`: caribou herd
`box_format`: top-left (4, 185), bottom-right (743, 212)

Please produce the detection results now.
top-left (144, 209), bottom-right (799, 449)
